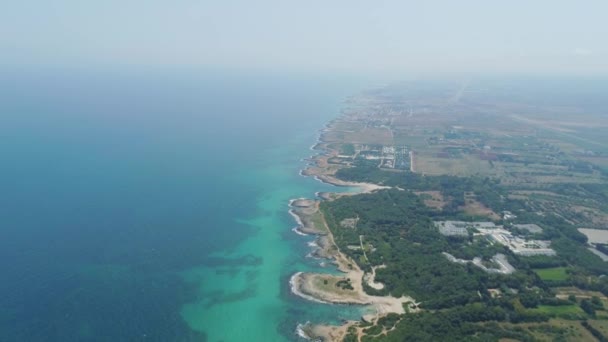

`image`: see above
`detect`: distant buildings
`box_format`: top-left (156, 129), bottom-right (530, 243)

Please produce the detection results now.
top-left (435, 221), bottom-right (497, 237)
top-left (484, 229), bottom-right (556, 256)
top-left (435, 221), bottom-right (469, 236)
top-left (344, 144), bottom-right (410, 170)
top-left (513, 224), bottom-right (543, 234)
top-left (503, 211), bottom-right (517, 220)
top-left (442, 252), bottom-right (515, 274)
top-left (382, 146), bottom-right (395, 154)
top-left (435, 220), bottom-right (556, 257)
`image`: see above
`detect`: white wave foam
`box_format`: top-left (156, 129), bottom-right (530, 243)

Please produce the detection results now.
top-left (289, 209), bottom-right (304, 227)
top-left (289, 272), bottom-right (330, 304)
top-left (306, 252), bottom-right (321, 259)
top-left (295, 322), bottom-right (311, 340)
top-left (292, 227), bottom-right (309, 236)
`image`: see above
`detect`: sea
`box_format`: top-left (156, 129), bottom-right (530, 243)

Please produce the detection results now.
top-left (0, 69), bottom-right (370, 341)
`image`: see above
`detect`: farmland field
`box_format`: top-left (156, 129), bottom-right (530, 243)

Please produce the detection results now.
top-left (534, 267), bottom-right (569, 281)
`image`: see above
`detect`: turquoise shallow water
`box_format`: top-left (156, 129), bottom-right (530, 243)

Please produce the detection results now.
top-left (0, 70), bottom-right (366, 341)
top-left (180, 133), bottom-right (365, 341)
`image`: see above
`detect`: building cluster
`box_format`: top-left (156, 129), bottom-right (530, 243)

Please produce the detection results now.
top-left (436, 221), bottom-right (468, 236)
top-left (435, 220), bottom-right (495, 237)
top-left (503, 211), bottom-right (517, 220)
top-left (512, 224), bottom-right (543, 234)
top-left (350, 144), bottom-right (410, 170)
top-left (435, 220), bottom-right (556, 257)
top-left (443, 252), bottom-right (515, 275)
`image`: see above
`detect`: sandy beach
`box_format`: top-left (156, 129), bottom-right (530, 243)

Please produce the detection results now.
top-left (314, 174), bottom-right (390, 194)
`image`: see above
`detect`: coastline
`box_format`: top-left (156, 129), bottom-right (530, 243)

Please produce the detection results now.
top-left (290, 126), bottom-right (415, 341)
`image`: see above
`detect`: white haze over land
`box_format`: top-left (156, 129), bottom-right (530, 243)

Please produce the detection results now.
top-left (1, 0), bottom-right (607, 76)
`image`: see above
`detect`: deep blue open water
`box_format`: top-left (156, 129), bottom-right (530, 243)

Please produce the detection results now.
top-left (0, 69), bottom-right (367, 341)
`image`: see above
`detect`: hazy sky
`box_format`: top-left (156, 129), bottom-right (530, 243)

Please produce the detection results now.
top-left (2, 0), bottom-right (607, 75)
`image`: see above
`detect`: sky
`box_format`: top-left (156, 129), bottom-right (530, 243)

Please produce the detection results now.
top-left (1, 0), bottom-right (607, 75)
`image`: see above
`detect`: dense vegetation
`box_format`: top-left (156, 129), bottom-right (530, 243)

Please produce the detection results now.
top-left (322, 189), bottom-right (530, 309)
top-left (349, 308), bottom-right (535, 342)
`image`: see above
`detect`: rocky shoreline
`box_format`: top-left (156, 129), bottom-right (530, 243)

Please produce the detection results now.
top-left (290, 126), bottom-right (416, 341)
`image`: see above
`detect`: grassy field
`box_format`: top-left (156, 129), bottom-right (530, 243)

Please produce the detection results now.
top-left (462, 193), bottom-right (501, 220)
top-left (555, 287), bottom-right (608, 300)
top-left (311, 274), bottom-right (355, 296)
top-left (588, 319), bottom-right (608, 337)
top-left (310, 211), bottom-right (328, 234)
top-left (414, 154), bottom-right (495, 176)
top-left (343, 127), bottom-right (393, 145)
top-left (392, 132), bottom-right (431, 149)
top-left (414, 190), bottom-right (446, 210)
top-left (499, 319), bottom-right (597, 341)
top-left (534, 267), bottom-right (569, 281)
top-left (528, 305), bottom-right (583, 316)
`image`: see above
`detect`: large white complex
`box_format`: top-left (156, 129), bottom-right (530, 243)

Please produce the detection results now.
top-left (435, 221), bottom-right (499, 236)
top-left (435, 221), bottom-right (556, 256)
top-left (435, 221), bottom-right (497, 237)
top-left (443, 252), bottom-right (515, 274)
top-left (513, 224), bottom-right (543, 234)
top-left (435, 221), bottom-right (468, 236)
top-left (480, 228), bottom-right (555, 256)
